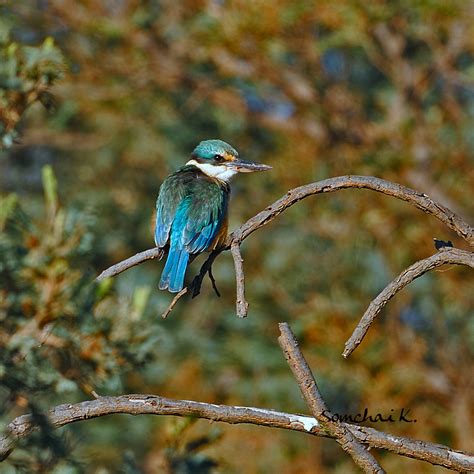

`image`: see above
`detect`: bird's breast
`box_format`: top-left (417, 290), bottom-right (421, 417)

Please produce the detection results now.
top-left (210, 214), bottom-right (228, 250)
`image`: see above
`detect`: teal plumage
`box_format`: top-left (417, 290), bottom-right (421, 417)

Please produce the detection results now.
top-left (155, 140), bottom-right (271, 293)
top-left (156, 166), bottom-right (229, 292)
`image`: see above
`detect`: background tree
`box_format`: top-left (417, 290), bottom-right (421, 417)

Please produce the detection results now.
top-left (1, 1), bottom-right (473, 472)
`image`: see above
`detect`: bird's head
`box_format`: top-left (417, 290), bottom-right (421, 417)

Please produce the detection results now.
top-left (186, 139), bottom-right (271, 181)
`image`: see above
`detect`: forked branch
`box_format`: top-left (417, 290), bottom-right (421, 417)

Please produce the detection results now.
top-left (278, 323), bottom-right (384, 473)
top-left (1, 325), bottom-right (473, 471)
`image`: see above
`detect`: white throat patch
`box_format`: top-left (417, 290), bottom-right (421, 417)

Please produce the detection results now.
top-left (186, 159), bottom-right (238, 182)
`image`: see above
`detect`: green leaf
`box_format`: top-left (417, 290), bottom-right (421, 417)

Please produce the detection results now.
top-left (131, 285), bottom-right (151, 320)
top-left (42, 164), bottom-right (58, 217)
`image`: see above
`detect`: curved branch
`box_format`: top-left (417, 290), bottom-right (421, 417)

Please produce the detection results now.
top-left (343, 248), bottom-right (474, 358)
top-left (95, 176), bottom-right (473, 318)
top-left (227, 175), bottom-right (473, 247)
top-left (1, 394), bottom-right (473, 471)
top-left (96, 175), bottom-right (474, 282)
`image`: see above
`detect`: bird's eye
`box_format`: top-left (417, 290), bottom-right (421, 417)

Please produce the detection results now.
top-left (214, 154), bottom-right (225, 163)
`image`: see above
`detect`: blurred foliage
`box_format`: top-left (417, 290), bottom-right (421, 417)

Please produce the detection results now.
top-left (0, 14), bottom-right (64, 149)
top-left (0, 0), bottom-right (473, 472)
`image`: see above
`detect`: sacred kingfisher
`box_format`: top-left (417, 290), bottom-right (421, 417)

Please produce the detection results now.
top-left (155, 139), bottom-right (271, 292)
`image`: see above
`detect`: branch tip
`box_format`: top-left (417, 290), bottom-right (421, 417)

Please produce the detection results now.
top-left (343, 248), bottom-right (474, 358)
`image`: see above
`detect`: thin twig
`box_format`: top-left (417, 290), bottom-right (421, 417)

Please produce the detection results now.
top-left (278, 323), bottom-right (385, 473)
top-left (343, 248), bottom-right (474, 358)
top-left (1, 394), bottom-right (472, 471)
top-left (161, 288), bottom-right (188, 319)
top-left (230, 242), bottom-right (248, 318)
top-left (96, 247), bottom-right (163, 282)
top-left (208, 266), bottom-right (221, 297)
top-left (160, 251), bottom-right (221, 317)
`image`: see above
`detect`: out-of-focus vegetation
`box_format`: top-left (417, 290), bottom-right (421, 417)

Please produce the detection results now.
top-left (0, 19), bottom-right (64, 149)
top-left (0, 1), bottom-right (473, 472)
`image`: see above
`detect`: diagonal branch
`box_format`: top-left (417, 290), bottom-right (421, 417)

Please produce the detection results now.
top-left (278, 323), bottom-right (385, 473)
top-left (1, 394), bottom-right (473, 471)
top-left (161, 288), bottom-right (188, 319)
top-left (96, 247), bottom-right (163, 282)
top-left (343, 247), bottom-right (474, 358)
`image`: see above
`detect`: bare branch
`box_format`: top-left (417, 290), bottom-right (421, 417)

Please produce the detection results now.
top-left (95, 175), bottom-right (474, 284)
top-left (96, 247), bottom-right (163, 282)
top-left (161, 288), bottom-right (188, 319)
top-left (343, 248), bottom-right (474, 358)
top-left (228, 175), bottom-right (474, 247)
top-left (94, 175), bottom-right (473, 318)
top-left (1, 394), bottom-right (473, 471)
top-left (278, 323), bottom-right (385, 473)
top-left (230, 242), bottom-right (248, 318)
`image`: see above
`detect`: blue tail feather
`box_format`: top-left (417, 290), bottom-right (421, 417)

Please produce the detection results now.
top-left (159, 245), bottom-right (189, 292)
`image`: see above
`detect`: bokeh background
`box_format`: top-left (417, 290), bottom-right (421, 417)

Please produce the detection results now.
top-left (1, 1), bottom-right (473, 472)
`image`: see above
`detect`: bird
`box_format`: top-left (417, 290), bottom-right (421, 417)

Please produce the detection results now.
top-left (154, 139), bottom-right (271, 292)
top-left (433, 238), bottom-right (453, 250)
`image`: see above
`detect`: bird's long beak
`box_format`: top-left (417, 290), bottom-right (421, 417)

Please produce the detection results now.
top-left (228, 159), bottom-right (272, 173)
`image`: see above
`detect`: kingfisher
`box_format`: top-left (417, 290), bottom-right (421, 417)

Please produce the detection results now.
top-left (155, 139), bottom-right (271, 292)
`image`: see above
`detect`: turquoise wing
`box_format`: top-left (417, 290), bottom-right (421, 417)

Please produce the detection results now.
top-left (154, 171), bottom-right (187, 248)
top-left (175, 177), bottom-right (228, 253)
top-left (156, 167), bottom-right (229, 252)
top-left (184, 192), bottom-right (227, 253)
top-left (157, 170), bottom-right (229, 292)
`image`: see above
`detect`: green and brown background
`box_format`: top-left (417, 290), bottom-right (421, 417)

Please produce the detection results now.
top-left (0, 1), bottom-right (473, 472)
